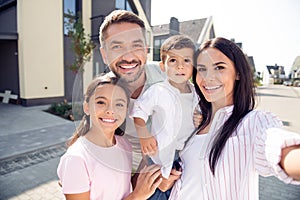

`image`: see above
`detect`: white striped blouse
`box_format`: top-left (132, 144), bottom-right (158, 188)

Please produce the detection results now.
top-left (169, 105), bottom-right (300, 200)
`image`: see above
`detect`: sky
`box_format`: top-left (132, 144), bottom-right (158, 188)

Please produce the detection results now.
top-left (151, 0), bottom-right (300, 73)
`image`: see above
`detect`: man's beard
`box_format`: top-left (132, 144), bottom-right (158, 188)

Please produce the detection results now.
top-left (111, 61), bottom-right (145, 84)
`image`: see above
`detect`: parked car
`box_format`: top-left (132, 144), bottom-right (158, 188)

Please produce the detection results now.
top-left (283, 80), bottom-right (293, 86)
top-left (294, 80), bottom-right (300, 87)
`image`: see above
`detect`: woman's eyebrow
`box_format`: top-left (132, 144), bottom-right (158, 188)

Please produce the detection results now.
top-left (213, 61), bottom-right (226, 66)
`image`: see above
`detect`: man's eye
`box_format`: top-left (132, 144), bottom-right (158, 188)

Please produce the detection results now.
top-left (133, 43), bottom-right (144, 48)
top-left (111, 45), bottom-right (122, 50)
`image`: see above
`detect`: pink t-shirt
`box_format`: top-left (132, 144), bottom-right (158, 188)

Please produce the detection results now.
top-left (57, 136), bottom-right (132, 200)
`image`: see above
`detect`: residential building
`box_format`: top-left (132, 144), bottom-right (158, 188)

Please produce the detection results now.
top-left (0, 0), bottom-right (152, 106)
top-left (152, 16), bottom-right (215, 61)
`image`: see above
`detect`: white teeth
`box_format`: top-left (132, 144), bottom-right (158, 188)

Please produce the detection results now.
top-left (204, 85), bottom-right (221, 90)
top-left (120, 64), bottom-right (136, 69)
top-left (102, 118), bottom-right (116, 123)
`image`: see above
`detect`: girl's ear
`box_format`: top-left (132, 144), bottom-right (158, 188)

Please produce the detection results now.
top-left (159, 61), bottom-right (166, 72)
top-left (83, 102), bottom-right (89, 115)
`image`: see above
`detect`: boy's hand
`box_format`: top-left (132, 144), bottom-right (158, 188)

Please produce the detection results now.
top-left (140, 136), bottom-right (157, 155)
top-left (193, 109), bottom-right (203, 128)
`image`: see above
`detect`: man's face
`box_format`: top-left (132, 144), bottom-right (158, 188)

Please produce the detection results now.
top-left (100, 22), bottom-right (148, 84)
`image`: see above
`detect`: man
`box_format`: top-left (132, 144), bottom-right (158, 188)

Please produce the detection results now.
top-left (99, 9), bottom-right (166, 171)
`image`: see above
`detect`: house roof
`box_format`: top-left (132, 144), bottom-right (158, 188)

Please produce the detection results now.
top-left (152, 18), bottom-right (207, 43)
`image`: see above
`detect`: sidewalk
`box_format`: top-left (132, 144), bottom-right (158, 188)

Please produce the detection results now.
top-left (0, 103), bottom-right (74, 199)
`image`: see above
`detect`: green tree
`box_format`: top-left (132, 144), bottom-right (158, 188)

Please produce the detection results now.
top-left (65, 11), bottom-right (95, 73)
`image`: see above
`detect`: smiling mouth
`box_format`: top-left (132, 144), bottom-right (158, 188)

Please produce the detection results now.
top-left (101, 118), bottom-right (117, 123)
top-left (119, 64), bottom-right (138, 69)
top-left (204, 85), bottom-right (222, 90)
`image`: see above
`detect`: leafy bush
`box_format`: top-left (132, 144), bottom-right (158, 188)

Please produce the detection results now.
top-left (45, 99), bottom-right (74, 121)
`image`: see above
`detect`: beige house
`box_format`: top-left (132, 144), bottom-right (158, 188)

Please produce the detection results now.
top-left (291, 56), bottom-right (300, 79)
top-left (0, 0), bottom-right (152, 106)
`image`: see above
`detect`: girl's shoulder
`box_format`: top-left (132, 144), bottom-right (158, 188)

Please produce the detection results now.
top-left (115, 135), bottom-right (132, 152)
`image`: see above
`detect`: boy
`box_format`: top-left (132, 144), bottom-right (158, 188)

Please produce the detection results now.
top-left (130, 34), bottom-right (201, 180)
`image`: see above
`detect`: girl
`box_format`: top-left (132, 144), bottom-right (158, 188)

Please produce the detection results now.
top-left (169, 37), bottom-right (300, 199)
top-left (57, 74), bottom-right (162, 200)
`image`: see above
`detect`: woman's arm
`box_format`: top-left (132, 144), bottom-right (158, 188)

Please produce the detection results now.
top-left (280, 145), bottom-right (300, 180)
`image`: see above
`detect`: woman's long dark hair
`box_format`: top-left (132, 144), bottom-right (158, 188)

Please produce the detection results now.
top-left (192, 37), bottom-right (256, 175)
top-left (67, 73), bottom-right (130, 147)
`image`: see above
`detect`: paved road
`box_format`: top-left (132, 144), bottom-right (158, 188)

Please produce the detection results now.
top-left (0, 84), bottom-right (299, 200)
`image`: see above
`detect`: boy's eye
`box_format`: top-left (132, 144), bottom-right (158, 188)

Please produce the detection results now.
top-left (116, 103), bottom-right (125, 107)
top-left (184, 58), bottom-right (192, 63)
top-left (169, 58), bottom-right (177, 63)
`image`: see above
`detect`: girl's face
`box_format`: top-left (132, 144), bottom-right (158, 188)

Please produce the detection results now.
top-left (85, 84), bottom-right (128, 134)
top-left (195, 47), bottom-right (239, 108)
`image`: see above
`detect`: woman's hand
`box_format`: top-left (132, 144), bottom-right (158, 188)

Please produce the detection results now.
top-left (158, 168), bottom-right (182, 192)
top-left (193, 109), bottom-right (203, 128)
top-left (126, 165), bottom-right (162, 200)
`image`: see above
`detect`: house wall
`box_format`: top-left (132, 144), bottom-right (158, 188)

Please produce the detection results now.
top-left (17, 0), bottom-right (64, 104)
top-left (82, 0), bottom-right (93, 93)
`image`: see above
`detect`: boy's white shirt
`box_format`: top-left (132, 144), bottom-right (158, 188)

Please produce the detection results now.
top-left (130, 79), bottom-right (199, 178)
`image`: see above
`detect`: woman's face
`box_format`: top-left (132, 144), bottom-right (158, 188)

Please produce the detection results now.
top-left (195, 47), bottom-right (239, 108)
top-left (85, 84), bottom-right (128, 134)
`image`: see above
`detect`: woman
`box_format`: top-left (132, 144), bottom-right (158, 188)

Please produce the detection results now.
top-left (57, 74), bottom-right (162, 200)
top-left (169, 37), bottom-right (300, 199)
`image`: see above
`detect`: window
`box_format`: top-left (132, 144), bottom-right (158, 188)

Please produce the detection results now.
top-left (153, 38), bottom-right (166, 61)
top-left (116, 0), bottom-right (132, 12)
top-left (63, 0), bottom-right (82, 35)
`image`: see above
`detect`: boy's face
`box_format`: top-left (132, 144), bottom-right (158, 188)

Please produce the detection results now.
top-left (160, 48), bottom-right (194, 84)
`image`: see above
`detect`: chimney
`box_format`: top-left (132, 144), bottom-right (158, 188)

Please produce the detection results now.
top-left (169, 17), bottom-right (179, 35)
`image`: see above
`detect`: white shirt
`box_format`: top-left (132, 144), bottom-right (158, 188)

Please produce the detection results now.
top-left (123, 62), bottom-right (166, 171)
top-left (170, 105), bottom-right (300, 200)
top-left (130, 80), bottom-right (199, 178)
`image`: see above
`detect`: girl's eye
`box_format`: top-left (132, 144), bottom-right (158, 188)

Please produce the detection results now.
top-left (97, 100), bottom-right (106, 105)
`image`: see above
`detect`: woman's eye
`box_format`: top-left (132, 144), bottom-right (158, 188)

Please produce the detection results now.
top-left (215, 65), bottom-right (225, 70)
top-left (197, 67), bottom-right (206, 72)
